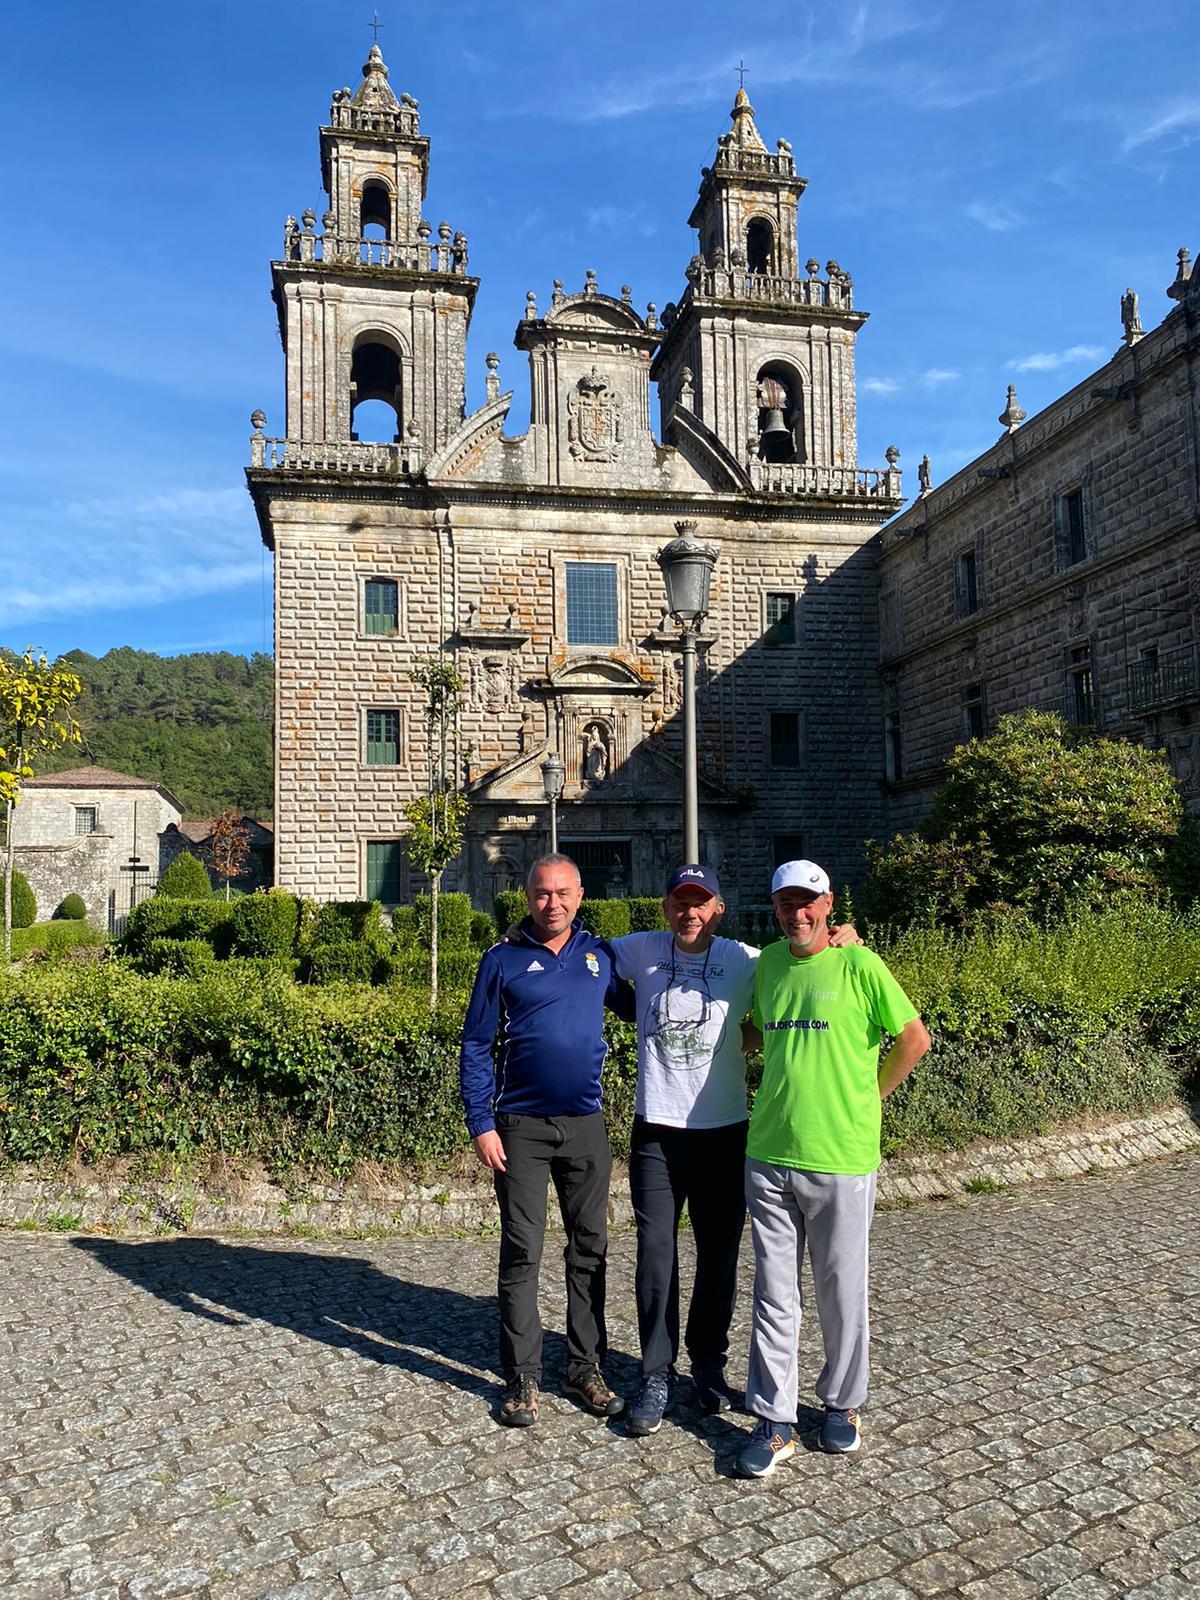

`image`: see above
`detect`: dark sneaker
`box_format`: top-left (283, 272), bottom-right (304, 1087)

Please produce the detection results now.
top-left (820, 1406), bottom-right (862, 1453)
top-left (499, 1374), bottom-right (538, 1428)
top-left (563, 1365), bottom-right (625, 1417)
top-left (627, 1374), bottom-right (671, 1436)
top-left (735, 1417), bottom-right (795, 1478)
top-left (691, 1366), bottom-right (733, 1416)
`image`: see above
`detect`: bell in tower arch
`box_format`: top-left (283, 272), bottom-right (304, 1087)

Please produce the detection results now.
top-left (756, 374), bottom-right (795, 463)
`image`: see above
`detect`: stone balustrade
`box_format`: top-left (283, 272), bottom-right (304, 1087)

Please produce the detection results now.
top-left (684, 266), bottom-right (852, 310)
top-left (281, 222), bottom-right (469, 276)
top-left (751, 461), bottom-right (901, 498)
top-left (712, 145), bottom-right (796, 180)
top-left (249, 436), bottom-right (423, 477)
top-left (327, 100), bottom-right (421, 138)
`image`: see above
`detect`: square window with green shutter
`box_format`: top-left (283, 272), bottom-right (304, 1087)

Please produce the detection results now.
top-left (364, 577), bottom-right (399, 634)
top-left (366, 708), bottom-right (401, 765)
top-left (366, 839), bottom-right (404, 903)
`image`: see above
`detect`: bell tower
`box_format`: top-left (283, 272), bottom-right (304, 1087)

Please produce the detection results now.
top-left (270, 43), bottom-right (478, 452)
top-left (652, 89), bottom-right (868, 480)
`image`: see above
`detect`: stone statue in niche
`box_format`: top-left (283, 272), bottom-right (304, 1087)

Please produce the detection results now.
top-left (567, 367), bottom-right (624, 462)
top-left (582, 723), bottom-right (611, 783)
top-left (518, 702), bottom-right (538, 753)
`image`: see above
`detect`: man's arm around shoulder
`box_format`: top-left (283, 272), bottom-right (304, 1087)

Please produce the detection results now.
top-left (459, 948), bottom-right (508, 1172)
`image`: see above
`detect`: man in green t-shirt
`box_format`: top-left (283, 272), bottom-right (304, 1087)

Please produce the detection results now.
top-left (735, 859), bottom-right (930, 1478)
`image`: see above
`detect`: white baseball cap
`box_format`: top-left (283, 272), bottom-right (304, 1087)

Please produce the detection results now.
top-left (771, 859), bottom-right (831, 897)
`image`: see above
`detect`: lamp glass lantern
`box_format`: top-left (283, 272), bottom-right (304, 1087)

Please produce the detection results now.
top-left (656, 527), bottom-right (719, 627)
top-left (540, 754), bottom-right (565, 801)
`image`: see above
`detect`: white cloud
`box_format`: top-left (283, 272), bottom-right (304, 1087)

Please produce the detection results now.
top-left (1008, 344), bottom-right (1105, 373)
top-left (965, 200), bottom-right (1025, 233)
top-left (923, 368), bottom-right (960, 386)
top-left (862, 377), bottom-right (901, 396)
top-left (0, 486), bottom-right (263, 626)
top-left (1121, 98), bottom-right (1200, 155)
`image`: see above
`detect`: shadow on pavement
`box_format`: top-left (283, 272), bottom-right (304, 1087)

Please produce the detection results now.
top-left (72, 1235), bottom-right (517, 1401)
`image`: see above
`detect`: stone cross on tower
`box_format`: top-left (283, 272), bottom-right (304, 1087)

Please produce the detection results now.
top-left (368, 10), bottom-right (383, 43)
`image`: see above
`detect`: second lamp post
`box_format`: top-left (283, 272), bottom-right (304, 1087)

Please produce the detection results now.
top-left (540, 752), bottom-right (565, 853)
top-left (656, 522), bottom-right (719, 864)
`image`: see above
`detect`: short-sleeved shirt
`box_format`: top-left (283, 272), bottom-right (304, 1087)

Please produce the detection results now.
top-left (611, 931), bottom-right (759, 1128)
top-left (749, 941), bottom-right (919, 1175)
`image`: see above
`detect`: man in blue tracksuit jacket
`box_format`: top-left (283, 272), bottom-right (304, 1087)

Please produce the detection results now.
top-left (460, 852), bottom-right (633, 1427)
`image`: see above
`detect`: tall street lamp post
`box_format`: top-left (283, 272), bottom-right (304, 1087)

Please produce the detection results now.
top-left (540, 752), bottom-right (565, 854)
top-left (656, 522), bottom-right (719, 864)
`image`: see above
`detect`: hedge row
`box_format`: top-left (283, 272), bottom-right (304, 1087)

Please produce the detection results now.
top-left (1, 905), bottom-right (1196, 1174)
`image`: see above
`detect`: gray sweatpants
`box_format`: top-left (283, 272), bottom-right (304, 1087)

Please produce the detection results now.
top-left (744, 1160), bottom-right (877, 1422)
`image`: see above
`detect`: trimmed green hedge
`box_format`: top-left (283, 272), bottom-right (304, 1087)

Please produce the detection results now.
top-left (627, 896), bottom-right (668, 933)
top-left (157, 853), bottom-right (212, 900)
top-left (229, 891), bottom-right (300, 959)
top-left (578, 899), bottom-right (632, 940)
top-left (124, 898), bottom-right (233, 960)
top-left (2, 905), bottom-right (1196, 1175)
top-left (9, 869), bottom-right (36, 929)
top-left (494, 890), bottom-right (527, 938)
top-left (54, 894), bottom-right (87, 922)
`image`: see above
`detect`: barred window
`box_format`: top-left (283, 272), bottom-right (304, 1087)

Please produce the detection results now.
top-left (74, 806), bottom-right (97, 835)
top-left (566, 563), bottom-right (618, 645)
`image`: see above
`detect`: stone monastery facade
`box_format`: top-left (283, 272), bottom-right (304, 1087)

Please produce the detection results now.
top-left (246, 43), bottom-right (903, 908)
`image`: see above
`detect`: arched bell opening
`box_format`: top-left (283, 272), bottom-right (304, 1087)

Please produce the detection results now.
top-left (755, 364), bottom-right (804, 464)
top-left (360, 179), bottom-right (392, 240)
top-left (350, 336), bottom-right (404, 441)
top-left (746, 218), bottom-right (775, 275)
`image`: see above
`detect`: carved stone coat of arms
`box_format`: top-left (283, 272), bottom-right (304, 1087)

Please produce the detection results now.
top-left (567, 367), bottom-right (623, 461)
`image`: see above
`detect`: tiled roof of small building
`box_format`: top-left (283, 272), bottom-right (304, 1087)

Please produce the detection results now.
top-left (27, 765), bottom-right (184, 812)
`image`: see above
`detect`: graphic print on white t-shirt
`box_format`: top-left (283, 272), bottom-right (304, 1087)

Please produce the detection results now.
top-left (610, 931), bottom-right (759, 1128)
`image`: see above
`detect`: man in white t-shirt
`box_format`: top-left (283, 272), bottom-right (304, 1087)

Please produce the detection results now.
top-left (608, 865), bottom-right (760, 1436)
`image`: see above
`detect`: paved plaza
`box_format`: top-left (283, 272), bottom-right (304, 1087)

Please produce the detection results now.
top-left (3, 1155), bottom-right (1198, 1600)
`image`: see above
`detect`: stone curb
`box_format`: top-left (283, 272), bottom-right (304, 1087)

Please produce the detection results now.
top-left (1, 1102), bottom-right (1195, 1238)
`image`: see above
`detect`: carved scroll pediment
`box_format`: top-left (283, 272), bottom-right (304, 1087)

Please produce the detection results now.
top-left (544, 656), bottom-right (654, 695)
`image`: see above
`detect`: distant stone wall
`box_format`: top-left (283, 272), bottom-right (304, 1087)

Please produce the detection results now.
top-left (878, 281), bottom-right (1200, 836)
top-left (12, 837), bottom-right (112, 925)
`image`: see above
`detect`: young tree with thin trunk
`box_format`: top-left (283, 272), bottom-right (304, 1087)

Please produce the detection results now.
top-left (1, 650), bottom-right (84, 961)
top-left (210, 807), bottom-right (252, 900)
top-left (403, 655), bottom-right (468, 1004)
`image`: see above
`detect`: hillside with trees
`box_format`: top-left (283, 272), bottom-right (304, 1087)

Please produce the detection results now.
top-left (30, 648), bottom-right (273, 820)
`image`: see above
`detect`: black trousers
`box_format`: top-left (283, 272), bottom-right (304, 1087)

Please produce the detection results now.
top-left (629, 1116), bottom-right (748, 1379)
top-left (493, 1111), bottom-right (612, 1383)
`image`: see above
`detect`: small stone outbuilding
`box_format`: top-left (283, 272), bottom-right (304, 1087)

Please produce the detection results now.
top-left (10, 766), bottom-right (183, 929)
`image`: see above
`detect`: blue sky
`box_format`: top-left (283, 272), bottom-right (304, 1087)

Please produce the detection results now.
top-left (2, 0), bottom-right (1196, 661)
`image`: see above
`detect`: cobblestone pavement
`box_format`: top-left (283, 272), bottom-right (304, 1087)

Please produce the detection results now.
top-left (3, 1157), bottom-right (1198, 1600)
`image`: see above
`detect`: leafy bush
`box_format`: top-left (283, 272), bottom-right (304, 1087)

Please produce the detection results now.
top-left (627, 896), bottom-right (668, 933)
top-left (2, 905), bottom-right (1195, 1177)
top-left (578, 898), bottom-right (632, 940)
top-left (308, 900), bottom-right (393, 953)
top-left (302, 941), bottom-right (381, 985)
top-left (12, 920), bottom-right (107, 961)
top-left (123, 897), bottom-right (233, 957)
top-left (387, 947), bottom-right (482, 991)
top-left (864, 710), bottom-right (1189, 929)
top-left (9, 870), bottom-right (37, 929)
top-left (54, 894), bottom-right (88, 921)
top-left (156, 852), bottom-right (212, 901)
top-left (229, 890), bottom-right (300, 958)
top-left (414, 891), bottom-right (474, 951)
top-left (140, 938), bottom-right (217, 979)
top-left (392, 905), bottom-right (418, 945)
top-left (494, 890), bottom-right (527, 939)
top-left (470, 912), bottom-right (496, 951)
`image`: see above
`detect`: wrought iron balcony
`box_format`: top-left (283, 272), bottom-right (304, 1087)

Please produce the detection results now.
top-left (1127, 644), bottom-right (1200, 713)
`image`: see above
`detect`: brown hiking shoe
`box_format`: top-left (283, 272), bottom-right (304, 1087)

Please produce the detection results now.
top-left (563, 1365), bottom-right (625, 1417)
top-left (499, 1374), bottom-right (538, 1427)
